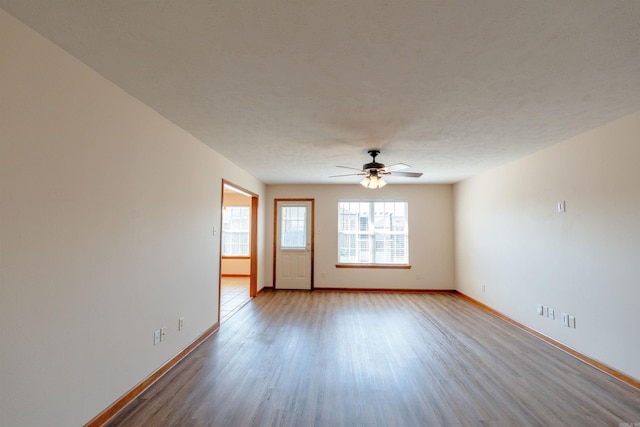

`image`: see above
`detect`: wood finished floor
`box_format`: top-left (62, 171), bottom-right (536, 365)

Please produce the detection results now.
top-left (107, 291), bottom-right (640, 426)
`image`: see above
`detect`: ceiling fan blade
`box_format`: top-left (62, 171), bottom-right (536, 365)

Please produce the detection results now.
top-left (329, 173), bottom-right (366, 178)
top-left (336, 151), bottom-right (420, 181)
top-left (383, 163), bottom-right (411, 172)
top-left (388, 171), bottom-right (423, 178)
top-left (336, 165), bottom-right (363, 171)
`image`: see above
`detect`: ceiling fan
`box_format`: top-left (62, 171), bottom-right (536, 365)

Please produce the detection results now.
top-left (330, 150), bottom-right (423, 189)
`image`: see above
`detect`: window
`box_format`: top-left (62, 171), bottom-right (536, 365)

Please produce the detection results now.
top-left (222, 206), bottom-right (250, 256)
top-left (338, 201), bottom-right (408, 265)
top-left (280, 206), bottom-right (307, 249)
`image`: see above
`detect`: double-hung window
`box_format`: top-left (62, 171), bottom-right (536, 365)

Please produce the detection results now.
top-left (222, 206), bottom-right (250, 256)
top-left (337, 201), bottom-right (409, 265)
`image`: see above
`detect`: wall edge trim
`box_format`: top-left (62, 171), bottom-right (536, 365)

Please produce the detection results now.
top-left (84, 322), bottom-right (220, 427)
top-left (455, 291), bottom-right (640, 391)
top-left (314, 287), bottom-right (454, 293)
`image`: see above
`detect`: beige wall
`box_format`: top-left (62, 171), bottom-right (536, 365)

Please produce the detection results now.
top-left (221, 258), bottom-right (251, 276)
top-left (223, 192), bottom-right (252, 207)
top-left (0, 10), bottom-right (265, 426)
top-left (455, 112), bottom-right (640, 381)
top-left (265, 184), bottom-right (455, 290)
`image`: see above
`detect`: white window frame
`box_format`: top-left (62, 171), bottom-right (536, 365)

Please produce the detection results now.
top-left (337, 200), bottom-right (409, 266)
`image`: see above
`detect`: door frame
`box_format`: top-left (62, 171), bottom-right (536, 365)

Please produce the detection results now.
top-left (273, 198), bottom-right (315, 290)
top-left (219, 180), bottom-right (259, 323)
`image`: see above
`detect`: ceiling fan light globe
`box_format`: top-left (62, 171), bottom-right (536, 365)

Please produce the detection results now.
top-left (360, 175), bottom-right (386, 189)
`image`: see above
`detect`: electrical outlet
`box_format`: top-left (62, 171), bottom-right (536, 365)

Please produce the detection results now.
top-left (160, 327), bottom-right (166, 342)
top-left (562, 313), bottom-right (569, 327)
top-left (543, 306), bottom-right (549, 317)
top-left (482, 284), bottom-right (486, 292)
top-left (178, 317), bottom-right (184, 331)
top-left (536, 304), bottom-right (543, 315)
top-left (153, 330), bottom-right (160, 346)
top-left (548, 308), bottom-right (555, 320)
top-left (568, 315), bottom-right (575, 328)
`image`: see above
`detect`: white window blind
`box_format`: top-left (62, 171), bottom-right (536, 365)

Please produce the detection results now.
top-left (338, 201), bottom-right (408, 265)
top-left (222, 206), bottom-right (250, 256)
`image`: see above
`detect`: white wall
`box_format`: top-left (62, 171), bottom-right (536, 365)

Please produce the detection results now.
top-left (265, 184), bottom-right (455, 290)
top-left (455, 112), bottom-right (640, 381)
top-left (0, 10), bottom-right (265, 426)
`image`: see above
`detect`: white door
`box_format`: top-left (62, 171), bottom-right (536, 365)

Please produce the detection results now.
top-left (275, 200), bottom-right (313, 290)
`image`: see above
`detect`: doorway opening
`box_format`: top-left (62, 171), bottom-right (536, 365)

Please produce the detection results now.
top-left (273, 198), bottom-right (314, 290)
top-left (220, 181), bottom-right (258, 322)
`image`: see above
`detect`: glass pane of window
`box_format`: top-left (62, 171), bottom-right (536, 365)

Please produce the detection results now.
top-left (281, 206), bottom-right (307, 249)
top-left (337, 201), bottom-right (408, 265)
top-left (222, 206), bottom-right (250, 256)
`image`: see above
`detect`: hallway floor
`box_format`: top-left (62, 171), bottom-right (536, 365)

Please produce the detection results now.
top-left (220, 276), bottom-right (250, 322)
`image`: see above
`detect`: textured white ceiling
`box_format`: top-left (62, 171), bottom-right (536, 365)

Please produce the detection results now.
top-left (2, 1), bottom-right (639, 184)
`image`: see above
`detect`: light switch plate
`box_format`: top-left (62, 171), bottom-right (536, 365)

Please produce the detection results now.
top-left (557, 201), bottom-right (566, 213)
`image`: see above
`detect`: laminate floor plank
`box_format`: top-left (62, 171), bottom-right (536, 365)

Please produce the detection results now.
top-left (107, 291), bottom-right (640, 426)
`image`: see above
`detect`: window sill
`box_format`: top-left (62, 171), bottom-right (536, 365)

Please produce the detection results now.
top-left (335, 264), bottom-right (411, 269)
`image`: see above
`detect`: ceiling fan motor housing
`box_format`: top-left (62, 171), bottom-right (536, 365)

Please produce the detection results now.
top-left (363, 161), bottom-right (385, 171)
top-left (364, 149), bottom-right (384, 171)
